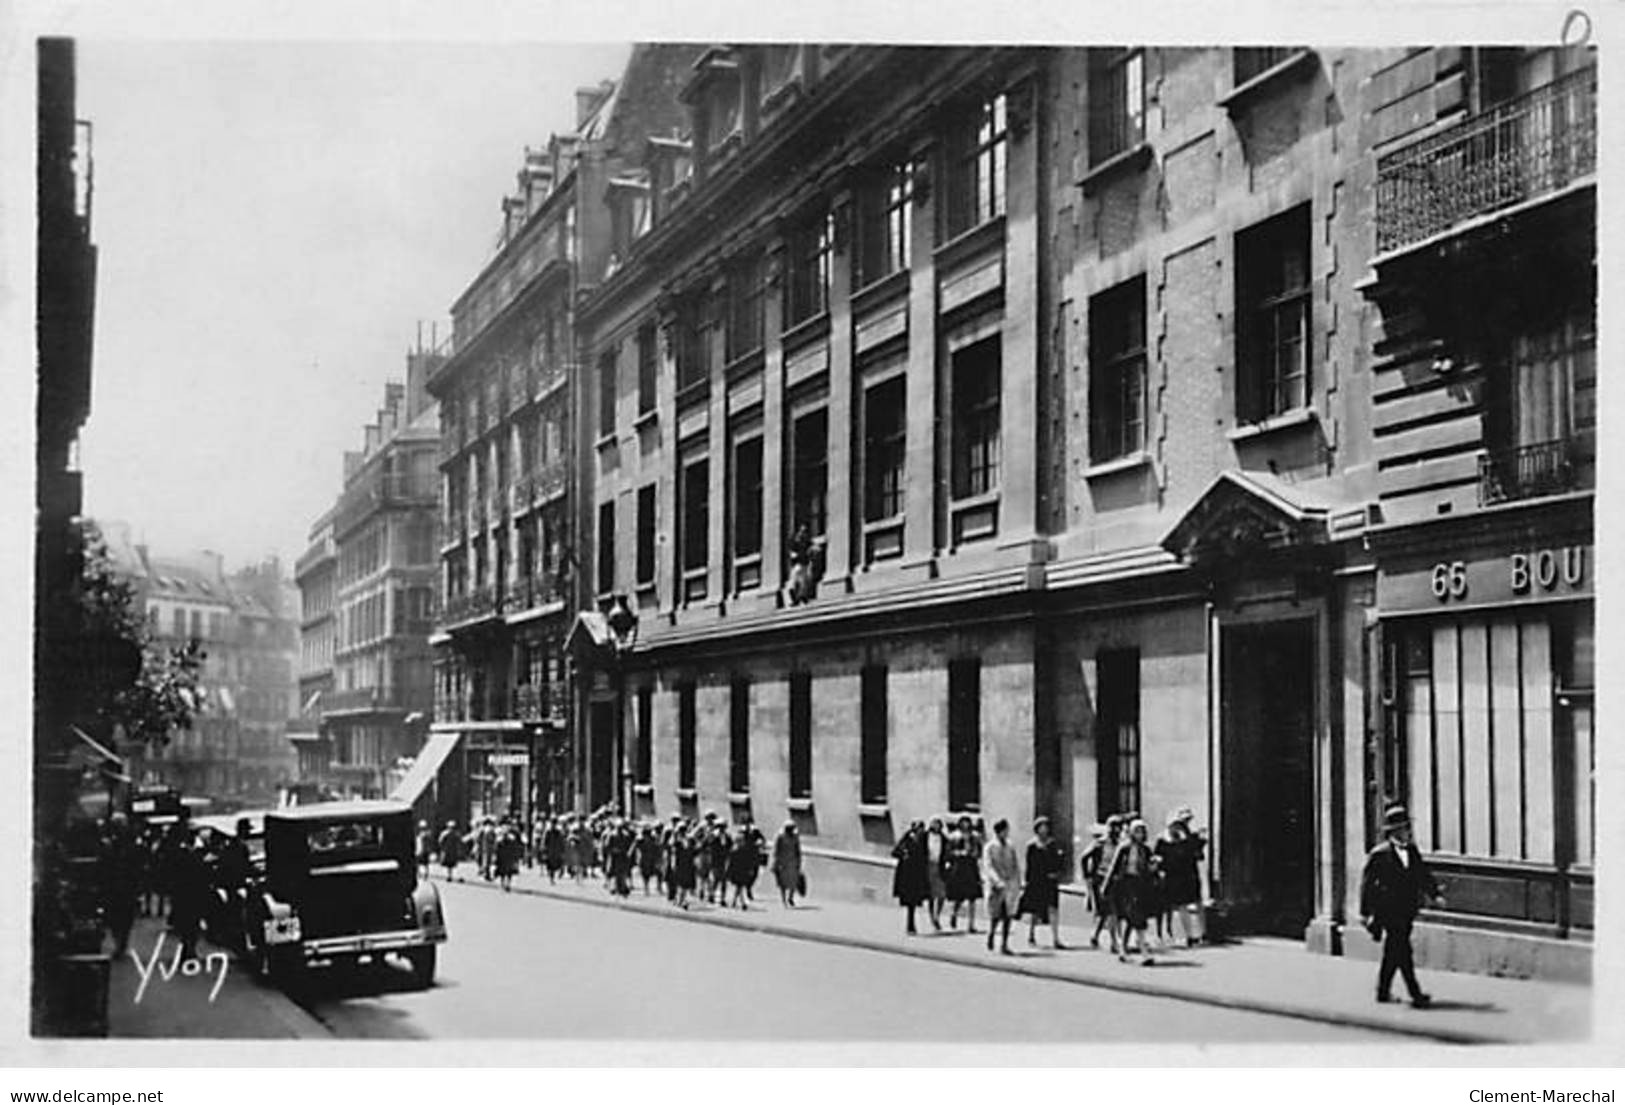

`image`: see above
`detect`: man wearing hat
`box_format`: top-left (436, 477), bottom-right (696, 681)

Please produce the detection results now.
top-left (1359, 804), bottom-right (1442, 1007)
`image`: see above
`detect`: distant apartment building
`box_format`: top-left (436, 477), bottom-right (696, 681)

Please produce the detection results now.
top-left (298, 354), bottom-right (441, 800)
top-left (290, 509), bottom-right (337, 788)
top-left (420, 46), bottom-right (700, 827)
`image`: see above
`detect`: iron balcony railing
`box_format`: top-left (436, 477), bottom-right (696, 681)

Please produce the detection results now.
top-left (322, 685), bottom-right (426, 714)
top-left (511, 683), bottom-right (567, 724)
top-left (1376, 66), bottom-right (1596, 256)
top-left (1479, 436), bottom-right (1589, 506)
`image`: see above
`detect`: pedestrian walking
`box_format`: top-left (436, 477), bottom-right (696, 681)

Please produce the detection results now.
top-left (771, 821), bottom-right (803, 907)
top-left (668, 821), bottom-right (697, 909)
top-left (1081, 815), bottom-right (1124, 951)
top-left (891, 820), bottom-right (931, 935)
top-left (437, 821), bottom-right (464, 882)
top-left (636, 822), bottom-right (664, 896)
top-left (99, 815), bottom-right (141, 957)
top-left (1018, 816), bottom-right (1065, 949)
top-left (1153, 807), bottom-right (1206, 948)
top-left (725, 826), bottom-right (760, 909)
top-left (166, 835), bottom-right (210, 960)
top-left (944, 815), bottom-right (982, 933)
top-left (1102, 817), bottom-right (1156, 964)
top-left (415, 820), bottom-right (434, 879)
top-left (606, 820), bottom-right (636, 897)
top-left (743, 821), bottom-right (767, 902)
top-left (1360, 804), bottom-right (1441, 1008)
top-left (496, 827), bottom-right (523, 892)
top-left (981, 818), bottom-right (1021, 955)
top-left (924, 816), bottom-right (949, 931)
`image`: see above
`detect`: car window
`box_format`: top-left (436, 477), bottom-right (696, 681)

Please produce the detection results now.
top-left (307, 820), bottom-right (387, 855)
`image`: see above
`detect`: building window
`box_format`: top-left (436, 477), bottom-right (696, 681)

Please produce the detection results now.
top-left (677, 299), bottom-right (710, 395)
top-left (635, 484), bottom-right (657, 587)
top-left (1482, 307), bottom-right (1595, 504)
top-left (1235, 205), bottom-right (1311, 423)
top-left (788, 671), bottom-right (812, 800)
top-left (790, 407), bottom-right (828, 539)
top-left (1095, 649), bottom-right (1141, 817)
top-left (785, 212), bottom-right (833, 328)
top-left (725, 254), bottom-right (765, 362)
top-left (678, 682), bottom-right (696, 790)
top-left (1089, 276), bottom-right (1148, 462)
top-left (856, 160), bottom-right (912, 288)
top-left (761, 45), bottom-right (798, 100)
top-left (1389, 610), bottom-right (1593, 870)
top-left (860, 664), bottom-right (888, 805)
top-left (729, 676), bottom-right (750, 793)
top-left (943, 92), bottom-right (1007, 240)
top-left (635, 685), bottom-right (653, 787)
top-left (679, 456), bottom-right (709, 602)
top-left (597, 347), bottom-right (618, 440)
top-left (948, 657), bottom-right (981, 812)
top-left (950, 336), bottom-right (1001, 499)
top-left (1088, 49), bottom-right (1145, 165)
top-left (637, 324), bottom-right (658, 416)
top-left (596, 500), bottom-right (615, 597)
top-left (862, 376), bottom-right (906, 522)
top-left (731, 434), bottom-right (764, 591)
top-left (1234, 47), bottom-right (1298, 85)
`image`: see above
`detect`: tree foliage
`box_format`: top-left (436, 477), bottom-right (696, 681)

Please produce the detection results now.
top-left (73, 521), bottom-right (202, 750)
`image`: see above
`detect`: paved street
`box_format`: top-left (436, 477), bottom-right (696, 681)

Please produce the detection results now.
top-left (285, 879), bottom-right (1394, 1042)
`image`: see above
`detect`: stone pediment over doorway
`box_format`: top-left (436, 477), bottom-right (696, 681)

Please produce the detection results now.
top-left (1160, 470), bottom-right (1339, 570)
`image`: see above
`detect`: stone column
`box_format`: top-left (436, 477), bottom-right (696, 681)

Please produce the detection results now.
top-left (998, 76), bottom-right (1041, 559)
top-left (760, 238), bottom-right (788, 600)
top-left (823, 198), bottom-right (856, 588)
top-left (902, 136), bottom-right (940, 572)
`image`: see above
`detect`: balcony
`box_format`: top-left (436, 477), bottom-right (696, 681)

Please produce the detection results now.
top-left (1376, 66), bottom-right (1596, 257)
top-left (516, 570), bottom-right (565, 612)
top-left (334, 473), bottom-right (438, 536)
top-left (512, 683), bottom-right (567, 725)
top-left (1479, 436), bottom-right (1590, 507)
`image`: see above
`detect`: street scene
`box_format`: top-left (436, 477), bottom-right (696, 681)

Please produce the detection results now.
top-left (33, 37), bottom-right (1596, 1049)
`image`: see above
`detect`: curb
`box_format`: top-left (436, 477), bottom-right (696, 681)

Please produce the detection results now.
top-left (447, 875), bottom-right (1511, 1045)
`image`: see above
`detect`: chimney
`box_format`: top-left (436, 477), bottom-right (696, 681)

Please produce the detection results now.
top-left (344, 450), bottom-right (361, 480)
top-left (575, 85), bottom-right (603, 127)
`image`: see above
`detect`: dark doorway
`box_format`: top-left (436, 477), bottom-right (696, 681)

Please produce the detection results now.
top-left (1220, 619), bottom-right (1316, 938)
top-left (589, 701), bottom-right (615, 811)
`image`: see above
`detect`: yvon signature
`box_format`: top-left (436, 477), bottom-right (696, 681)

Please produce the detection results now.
top-left (128, 931), bottom-right (229, 1004)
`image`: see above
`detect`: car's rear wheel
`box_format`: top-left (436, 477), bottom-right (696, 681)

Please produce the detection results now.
top-left (406, 946), bottom-right (436, 988)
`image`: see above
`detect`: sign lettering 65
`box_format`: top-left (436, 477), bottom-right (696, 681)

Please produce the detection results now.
top-left (1430, 560), bottom-right (1468, 601)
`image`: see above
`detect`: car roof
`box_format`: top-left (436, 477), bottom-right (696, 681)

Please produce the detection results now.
top-left (266, 799), bottom-right (412, 823)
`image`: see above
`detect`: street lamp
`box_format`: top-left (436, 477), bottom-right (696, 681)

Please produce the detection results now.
top-left (605, 594), bottom-right (639, 817)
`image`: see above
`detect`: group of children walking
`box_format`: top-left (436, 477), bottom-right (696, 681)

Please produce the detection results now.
top-left (895, 806), bottom-right (1208, 964)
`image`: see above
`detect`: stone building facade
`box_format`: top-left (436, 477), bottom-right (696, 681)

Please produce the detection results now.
top-left (572, 44), bottom-right (1594, 981)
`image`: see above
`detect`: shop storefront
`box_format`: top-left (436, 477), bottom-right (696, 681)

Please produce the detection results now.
top-left (1370, 497), bottom-right (1592, 978)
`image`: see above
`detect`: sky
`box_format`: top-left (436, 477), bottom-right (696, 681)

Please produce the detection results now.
top-left (74, 40), bottom-right (631, 571)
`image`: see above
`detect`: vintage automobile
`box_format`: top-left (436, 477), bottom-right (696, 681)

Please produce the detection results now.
top-left (245, 800), bottom-right (446, 987)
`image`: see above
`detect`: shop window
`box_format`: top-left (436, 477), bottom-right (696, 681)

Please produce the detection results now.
top-left (1089, 276), bottom-right (1148, 462)
top-left (785, 212), bottom-right (833, 328)
top-left (855, 160), bottom-right (912, 289)
top-left (943, 92), bottom-right (1007, 240)
top-left (1095, 649), bottom-right (1141, 817)
top-left (1087, 49), bottom-right (1145, 166)
top-left (729, 677), bottom-right (750, 793)
top-left (678, 682), bottom-right (696, 790)
top-left (788, 671), bottom-right (812, 799)
top-left (950, 336), bottom-right (1001, 499)
top-left (1557, 607), bottom-right (1594, 868)
top-left (860, 664), bottom-right (888, 804)
top-left (948, 658), bottom-right (981, 812)
top-left (1235, 205), bottom-right (1311, 423)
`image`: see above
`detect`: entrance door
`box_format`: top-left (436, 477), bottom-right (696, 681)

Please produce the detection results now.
top-left (588, 701), bottom-right (615, 811)
top-left (1220, 620), bottom-right (1316, 937)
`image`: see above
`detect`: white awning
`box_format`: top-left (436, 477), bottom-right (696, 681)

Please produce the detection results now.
top-left (388, 731), bottom-right (462, 806)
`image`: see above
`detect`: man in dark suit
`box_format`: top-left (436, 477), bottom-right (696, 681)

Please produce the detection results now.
top-left (1359, 804), bottom-right (1442, 1007)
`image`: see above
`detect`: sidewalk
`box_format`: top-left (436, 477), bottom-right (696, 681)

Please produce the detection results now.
top-left (105, 915), bottom-right (330, 1039)
top-left (449, 865), bottom-right (1590, 1045)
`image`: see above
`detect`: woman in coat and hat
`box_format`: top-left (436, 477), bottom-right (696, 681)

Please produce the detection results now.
top-left (1154, 806), bottom-right (1206, 948)
top-left (1101, 818), bottom-right (1157, 964)
top-left (891, 820), bottom-right (932, 934)
top-left (944, 815), bottom-right (982, 933)
top-left (771, 821), bottom-right (803, 908)
top-left (981, 818), bottom-right (1022, 954)
top-left (1018, 816), bottom-right (1066, 949)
